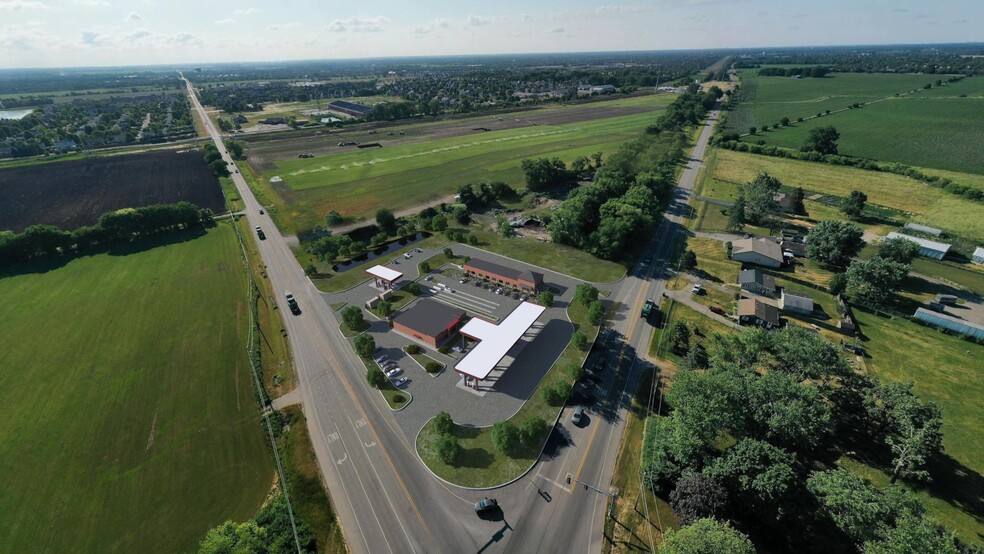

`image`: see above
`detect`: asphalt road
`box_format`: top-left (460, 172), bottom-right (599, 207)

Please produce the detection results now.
top-left (183, 70), bottom-right (718, 554)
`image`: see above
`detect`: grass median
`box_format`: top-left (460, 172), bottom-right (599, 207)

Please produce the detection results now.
top-left (416, 301), bottom-right (599, 487)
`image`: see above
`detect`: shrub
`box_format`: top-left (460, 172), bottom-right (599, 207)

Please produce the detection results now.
top-left (354, 334), bottom-right (375, 358)
top-left (406, 282), bottom-right (422, 296)
top-left (434, 411), bottom-right (453, 435)
top-left (541, 381), bottom-right (570, 406)
top-left (419, 261), bottom-right (432, 273)
top-left (366, 366), bottom-right (386, 389)
top-left (425, 361), bottom-right (442, 373)
top-left (491, 421), bottom-right (520, 455)
top-left (587, 300), bottom-right (605, 325)
top-left (566, 364), bottom-right (584, 382)
top-left (406, 344), bottom-right (422, 355)
top-left (438, 344), bottom-right (452, 355)
top-left (436, 434), bottom-right (459, 465)
top-left (572, 331), bottom-right (588, 350)
top-left (443, 247), bottom-right (453, 258)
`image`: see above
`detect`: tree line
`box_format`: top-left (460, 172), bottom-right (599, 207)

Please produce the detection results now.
top-left (643, 326), bottom-right (957, 552)
top-left (757, 66), bottom-right (831, 78)
top-left (545, 86), bottom-right (721, 260)
top-left (0, 201), bottom-right (214, 265)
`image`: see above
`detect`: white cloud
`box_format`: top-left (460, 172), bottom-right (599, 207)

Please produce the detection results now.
top-left (215, 18), bottom-right (235, 25)
top-left (73, 0), bottom-right (109, 5)
top-left (411, 17), bottom-right (451, 35)
top-left (0, 0), bottom-right (49, 11)
top-left (265, 22), bottom-right (301, 32)
top-left (594, 5), bottom-right (652, 15)
top-left (124, 11), bottom-right (142, 21)
top-left (549, 26), bottom-right (564, 33)
top-left (232, 7), bottom-right (257, 16)
top-left (325, 16), bottom-right (389, 33)
top-left (466, 15), bottom-right (490, 26)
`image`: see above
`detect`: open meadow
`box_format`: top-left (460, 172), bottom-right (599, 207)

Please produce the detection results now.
top-left (243, 94), bottom-right (676, 233)
top-left (0, 225), bottom-right (272, 553)
top-left (726, 70), bottom-right (941, 132)
top-left (707, 149), bottom-right (984, 241)
top-left (742, 96), bottom-right (984, 174)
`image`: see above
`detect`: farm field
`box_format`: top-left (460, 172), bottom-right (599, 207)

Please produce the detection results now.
top-left (742, 97), bottom-right (984, 174)
top-left (0, 224), bottom-right (272, 553)
top-left (708, 149), bottom-right (984, 241)
top-left (243, 94), bottom-right (676, 233)
top-left (0, 150), bottom-right (226, 232)
top-left (727, 70), bottom-right (939, 132)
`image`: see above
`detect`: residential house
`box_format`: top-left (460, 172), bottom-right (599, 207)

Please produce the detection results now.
top-left (738, 298), bottom-right (780, 329)
top-left (732, 238), bottom-right (783, 268)
top-left (739, 269), bottom-right (777, 297)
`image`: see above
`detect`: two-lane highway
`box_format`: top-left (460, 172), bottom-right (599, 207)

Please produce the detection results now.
top-left (184, 69), bottom-right (719, 553)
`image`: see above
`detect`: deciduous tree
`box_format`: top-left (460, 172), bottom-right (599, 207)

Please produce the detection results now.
top-left (803, 125), bottom-right (840, 155)
top-left (845, 257), bottom-right (910, 305)
top-left (806, 220), bottom-right (865, 266)
top-left (659, 518), bottom-right (755, 554)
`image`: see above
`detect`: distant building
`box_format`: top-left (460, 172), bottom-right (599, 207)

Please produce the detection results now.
top-left (393, 299), bottom-right (466, 348)
top-left (972, 247), bottom-right (984, 265)
top-left (259, 117), bottom-right (286, 125)
top-left (732, 238), bottom-right (784, 268)
top-left (738, 269), bottom-right (776, 297)
top-left (914, 308), bottom-right (984, 340)
top-left (328, 100), bottom-right (373, 119)
top-left (463, 258), bottom-right (543, 293)
top-left (903, 223), bottom-right (943, 237)
top-left (738, 298), bottom-right (780, 329)
top-left (590, 85), bottom-right (617, 94)
top-left (779, 290), bottom-right (814, 315)
top-left (885, 232), bottom-right (951, 261)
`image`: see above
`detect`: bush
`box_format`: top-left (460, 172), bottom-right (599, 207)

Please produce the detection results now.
top-left (443, 247), bottom-right (453, 258)
top-left (438, 344), bottom-right (452, 355)
top-left (436, 434), bottom-right (459, 465)
top-left (419, 261), bottom-right (431, 273)
top-left (566, 364), bottom-right (584, 382)
top-left (425, 361), bottom-right (443, 373)
top-left (538, 290), bottom-right (555, 307)
top-left (572, 331), bottom-right (588, 350)
top-left (392, 394), bottom-right (405, 404)
top-left (519, 416), bottom-right (549, 446)
top-left (354, 334), bottom-right (375, 358)
top-left (491, 421), bottom-right (520, 455)
top-left (541, 381), bottom-right (570, 406)
top-left (406, 282), bottom-right (422, 296)
top-left (406, 344), bottom-right (422, 355)
top-left (587, 300), bottom-right (605, 325)
top-left (434, 411), bottom-right (453, 435)
top-left (366, 366), bottom-right (386, 389)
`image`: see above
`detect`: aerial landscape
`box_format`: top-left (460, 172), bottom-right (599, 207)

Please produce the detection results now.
top-left (1, 1), bottom-right (983, 553)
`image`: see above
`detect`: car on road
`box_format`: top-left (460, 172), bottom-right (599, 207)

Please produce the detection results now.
top-left (424, 275), bottom-right (433, 281)
top-left (259, 209), bottom-right (264, 215)
top-left (284, 291), bottom-right (300, 315)
top-left (392, 377), bottom-right (409, 388)
top-left (571, 407), bottom-right (586, 426)
top-left (691, 283), bottom-right (703, 294)
top-left (474, 498), bottom-right (498, 513)
top-left (709, 306), bottom-right (726, 316)
top-left (385, 367), bottom-right (403, 378)
top-left (255, 226), bottom-right (265, 240)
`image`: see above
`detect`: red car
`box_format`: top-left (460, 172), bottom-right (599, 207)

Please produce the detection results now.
top-left (710, 306), bottom-right (726, 316)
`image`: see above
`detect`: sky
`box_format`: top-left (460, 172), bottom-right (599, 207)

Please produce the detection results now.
top-left (0, 0), bottom-right (981, 69)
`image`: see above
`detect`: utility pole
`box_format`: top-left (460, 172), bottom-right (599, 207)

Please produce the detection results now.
top-left (566, 475), bottom-right (618, 519)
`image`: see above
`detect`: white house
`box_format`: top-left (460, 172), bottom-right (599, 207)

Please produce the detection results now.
top-left (732, 238), bottom-right (784, 268)
top-left (779, 290), bottom-right (814, 315)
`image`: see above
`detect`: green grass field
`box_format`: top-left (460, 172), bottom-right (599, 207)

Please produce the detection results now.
top-left (851, 307), bottom-right (984, 544)
top-left (710, 149), bottom-right (984, 241)
top-left (0, 225), bottom-right (273, 553)
top-left (728, 70), bottom-right (946, 131)
top-left (743, 97), bottom-right (984, 174)
top-left (249, 96), bottom-right (673, 232)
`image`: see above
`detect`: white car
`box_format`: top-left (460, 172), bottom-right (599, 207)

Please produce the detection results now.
top-left (386, 367), bottom-right (403, 378)
top-left (392, 377), bottom-right (409, 388)
top-left (691, 283), bottom-right (703, 294)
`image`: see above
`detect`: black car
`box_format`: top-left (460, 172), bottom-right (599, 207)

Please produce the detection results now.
top-left (474, 498), bottom-right (498, 513)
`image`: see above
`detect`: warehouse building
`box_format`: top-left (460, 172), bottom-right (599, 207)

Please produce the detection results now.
top-left (328, 100), bottom-right (373, 119)
top-left (885, 232), bottom-right (951, 261)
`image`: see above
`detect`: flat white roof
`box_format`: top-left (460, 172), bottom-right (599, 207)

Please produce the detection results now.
top-left (365, 264), bottom-right (403, 282)
top-left (455, 302), bottom-right (546, 380)
top-left (886, 232), bottom-right (951, 253)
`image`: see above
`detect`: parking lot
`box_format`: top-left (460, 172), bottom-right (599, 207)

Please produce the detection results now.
top-left (324, 244), bottom-right (588, 436)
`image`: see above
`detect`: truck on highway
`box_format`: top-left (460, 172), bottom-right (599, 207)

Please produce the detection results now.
top-left (641, 299), bottom-right (656, 320)
top-left (284, 291), bottom-right (300, 315)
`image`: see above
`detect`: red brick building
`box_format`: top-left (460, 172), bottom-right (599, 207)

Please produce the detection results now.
top-left (463, 258), bottom-right (543, 293)
top-left (392, 299), bottom-right (466, 348)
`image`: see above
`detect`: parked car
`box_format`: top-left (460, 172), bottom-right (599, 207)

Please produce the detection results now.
top-left (381, 361), bottom-right (398, 370)
top-left (710, 306), bottom-right (726, 316)
top-left (373, 353), bottom-right (389, 364)
top-left (392, 377), bottom-right (409, 388)
top-left (385, 367), bottom-right (403, 378)
top-left (474, 498), bottom-right (498, 513)
top-left (691, 283), bottom-right (703, 294)
top-left (425, 275), bottom-right (433, 281)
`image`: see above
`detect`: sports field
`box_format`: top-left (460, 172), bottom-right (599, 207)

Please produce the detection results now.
top-left (0, 225), bottom-right (272, 553)
top-left (709, 149), bottom-right (984, 241)
top-left (744, 97), bottom-right (984, 174)
top-left (245, 94), bottom-right (676, 233)
top-left (727, 70), bottom-right (938, 132)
